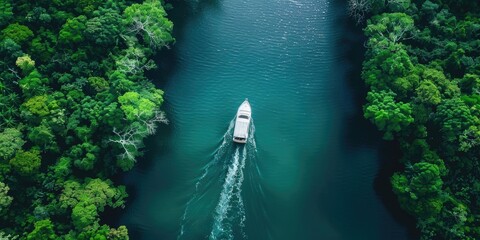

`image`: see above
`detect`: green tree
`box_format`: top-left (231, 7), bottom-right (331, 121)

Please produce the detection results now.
top-left (434, 98), bottom-right (478, 143)
top-left (59, 15), bottom-right (87, 45)
top-left (123, 0), bottom-right (174, 49)
top-left (392, 162), bottom-right (444, 218)
top-left (0, 23), bottom-right (33, 45)
top-left (0, 128), bottom-right (25, 160)
top-left (60, 178), bottom-right (127, 211)
top-left (27, 219), bottom-right (57, 240)
top-left (21, 95), bottom-right (59, 119)
top-left (109, 226), bottom-right (129, 240)
top-left (9, 149), bottom-right (41, 176)
top-left (70, 142), bottom-right (100, 171)
top-left (0, 181), bottom-right (13, 214)
top-left (415, 80), bottom-right (442, 105)
top-left (459, 125), bottom-right (480, 152)
top-left (30, 30), bottom-right (57, 63)
top-left (118, 91), bottom-right (157, 121)
top-left (18, 70), bottom-right (50, 98)
top-left (15, 54), bottom-right (35, 75)
top-left (72, 200), bottom-right (98, 230)
top-left (85, 9), bottom-right (121, 46)
top-left (87, 77), bottom-right (109, 92)
top-left (28, 122), bottom-right (57, 152)
top-left (364, 90), bottom-right (414, 140)
top-left (364, 12), bottom-right (414, 43)
top-left (0, 0), bottom-right (13, 27)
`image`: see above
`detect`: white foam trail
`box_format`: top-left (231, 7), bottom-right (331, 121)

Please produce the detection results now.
top-left (248, 120), bottom-right (257, 152)
top-left (178, 119), bottom-right (235, 239)
top-left (235, 146), bottom-right (247, 239)
top-left (209, 147), bottom-right (241, 240)
top-left (179, 118), bottom-right (257, 239)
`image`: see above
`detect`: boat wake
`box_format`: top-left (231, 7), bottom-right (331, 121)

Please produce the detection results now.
top-left (178, 119), bottom-right (257, 240)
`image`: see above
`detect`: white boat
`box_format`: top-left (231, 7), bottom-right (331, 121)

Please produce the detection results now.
top-left (233, 99), bottom-right (251, 144)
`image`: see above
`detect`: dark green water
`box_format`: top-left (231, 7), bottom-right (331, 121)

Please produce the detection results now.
top-left (119, 0), bottom-right (414, 239)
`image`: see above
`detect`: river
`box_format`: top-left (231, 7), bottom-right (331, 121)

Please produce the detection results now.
top-left (119, 0), bottom-right (415, 239)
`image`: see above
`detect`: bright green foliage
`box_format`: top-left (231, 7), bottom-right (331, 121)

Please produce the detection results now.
top-left (60, 178), bottom-right (127, 211)
top-left (361, 1), bottom-right (480, 238)
top-left (362, 42), bottom-right (416, 94)
top-left (21, 95), bottom-right (58, 118)
top-left (59, 15), bottom-right (87, 45)
top-left (364, 90), bottom-right (414, 140)
top-left (27, 219), bottom-right (57, 240)
top-left (416, 80), bottom-right (441, 105)
top-left (118, 91), bottom-right (157, 121)
top-left (409, 163), bottom-right (443, 196)
top-left (364, 13), bottom-right (414, 43)
top-left (60, 178), bottom-right (127, 230)
top-left (123, 0), bottom-right (174, 49)
top-left (18, 70), bottom-right (49, 98)
top-left (0, 23), bottom-right (33, 45)
top-left (73, 224), bottom-right (110, 240)
top-left (15, 54), bottom-right (35, 76)
top-left (421, 68), bottom-right (460, 98)
top-left (0, 181), bottom-right (12, 214)
top-left (72, 200), bottom-right (98, 230)
top-left (9, 149), bottom-right (41, 176)
top-left (0, 0), bottom-right (172, 237)
top-left (51, 157), bottom-right (72, 181)
top-left (0, 128), bottom-right (24, 160)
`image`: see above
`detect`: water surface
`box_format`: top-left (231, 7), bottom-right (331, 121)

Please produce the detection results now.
top-left (120, 0), bottom-right (413, 239)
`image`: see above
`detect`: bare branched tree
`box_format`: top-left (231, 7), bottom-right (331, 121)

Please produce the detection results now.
top-left (7, 67), bottom-right (20, 81)
top-left (116, 46), bottom-right (156, 75)
top-left (128, 16), bottom-right (170, 50)
top-left (110, 126), bottom-right (144, 162)
top-left (134, 110), bottom-right (169, 135)
top-left (348, 0), bottom-right (372, 24)
top-left (110, 110), bottom-right (168, 162)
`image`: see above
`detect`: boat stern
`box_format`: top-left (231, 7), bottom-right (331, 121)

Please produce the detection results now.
top-left (233, 136), bottom-right (247, 144)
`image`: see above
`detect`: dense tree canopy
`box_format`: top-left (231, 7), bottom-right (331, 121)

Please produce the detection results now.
top-left (354, 0), bottom-right (480, 238)
top-left (0, 0), bottom-right (173, 238)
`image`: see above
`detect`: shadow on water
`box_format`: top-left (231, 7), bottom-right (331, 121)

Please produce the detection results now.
top-left (149, 0), bottom-right (221, 88)
top-left (332, 0), bottom-right (419, 238)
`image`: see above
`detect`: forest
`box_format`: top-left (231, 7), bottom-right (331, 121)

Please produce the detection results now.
top-left (0, 0), bottom-right (173, 238)
top-left (352, 0), bottom-right (480, 239)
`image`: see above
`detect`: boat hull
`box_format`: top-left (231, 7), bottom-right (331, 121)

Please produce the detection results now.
top-left (233, 99), bottom-right (251, 144)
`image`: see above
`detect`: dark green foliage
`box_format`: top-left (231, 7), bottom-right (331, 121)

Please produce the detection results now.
top-left (0, 181), bottom-right (12, 215)
top-left (0, 0), bottom-right (13, 27)
top-left (360, 0), bottom-right (480, 238)
top-left (0, 0), bottom-right (173, 237)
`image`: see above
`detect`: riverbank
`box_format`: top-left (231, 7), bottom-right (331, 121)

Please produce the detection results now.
top-left (359, 0), bottom-right (480, 238)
